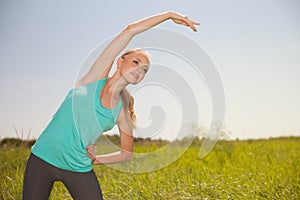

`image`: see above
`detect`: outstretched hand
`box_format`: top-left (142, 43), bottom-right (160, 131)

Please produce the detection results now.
top-left (169, 12), bottom-right (200, 32)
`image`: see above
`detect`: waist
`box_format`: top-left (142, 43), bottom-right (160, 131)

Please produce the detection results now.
top-left (31, 139), bottom-right (92, 172)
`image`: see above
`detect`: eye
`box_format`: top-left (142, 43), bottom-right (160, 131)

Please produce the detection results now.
top-left (143, 66), bottom-right (149, 73)
top-left (133, 60), bottom-right (139, 65)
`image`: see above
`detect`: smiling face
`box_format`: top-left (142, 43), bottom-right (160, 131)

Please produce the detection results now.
top-left (118, 51), bottom-right (150, 85)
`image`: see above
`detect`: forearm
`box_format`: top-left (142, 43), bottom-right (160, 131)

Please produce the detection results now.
top-left (92, 150), bottom-right (133, 165)
top-left (125, 11), bottom-right (172, 35)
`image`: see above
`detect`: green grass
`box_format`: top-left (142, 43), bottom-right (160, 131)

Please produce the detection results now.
top-left (0, 137), bottom-right (299, 199)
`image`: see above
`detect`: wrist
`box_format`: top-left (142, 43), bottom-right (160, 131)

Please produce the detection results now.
top-left (92, 156), bottom-right (98, 164)
top-left (166, 11), bottom-right (175, 19)
top-left (92, 156), bottom-right (103, 165)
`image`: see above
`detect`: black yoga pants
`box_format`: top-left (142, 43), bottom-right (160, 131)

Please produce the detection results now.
top-left (22, 153), bottom-right (103, 200)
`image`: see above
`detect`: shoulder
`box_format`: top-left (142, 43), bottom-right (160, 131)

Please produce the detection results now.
top-left (74, 77), bottom-right (108, 88)
top-left (75, 62), bottom-right (113, 88)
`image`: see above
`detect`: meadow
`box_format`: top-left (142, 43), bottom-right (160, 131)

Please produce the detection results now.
top-left (0, 136), bottom-right (299, 199)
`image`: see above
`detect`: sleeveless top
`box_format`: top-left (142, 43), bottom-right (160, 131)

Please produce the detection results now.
top-left (31, 77), bottom-right (122, 172)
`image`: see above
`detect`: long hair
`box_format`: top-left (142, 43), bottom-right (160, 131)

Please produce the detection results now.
top-left (119, 48), bottom-right (150, 131)
top-left (120, 88), bottom-right (136, 130)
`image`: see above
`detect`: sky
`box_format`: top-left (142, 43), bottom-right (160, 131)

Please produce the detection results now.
top-left (0, 0), bottom-right (300, 141)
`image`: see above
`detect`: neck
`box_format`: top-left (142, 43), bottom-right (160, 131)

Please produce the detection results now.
top-left (104, 72), bottom-right (129, 99)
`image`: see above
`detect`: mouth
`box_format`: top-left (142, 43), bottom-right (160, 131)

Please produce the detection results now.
top-left (130, 72), bottom-right (138, 79)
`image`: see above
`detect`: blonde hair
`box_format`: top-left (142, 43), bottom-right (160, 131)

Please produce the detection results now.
top-left (120, 88), bottom-right (136, 130)
top-left (119, 48), bottom-right (150, 130)
top-left (121, 48), bottom-right (151, 64)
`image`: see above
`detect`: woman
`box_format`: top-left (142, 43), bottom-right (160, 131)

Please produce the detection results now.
top-left (22, 11), bottom-right (199, 199)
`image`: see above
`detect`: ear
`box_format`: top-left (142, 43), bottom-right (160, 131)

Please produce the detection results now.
top-left (117, 57), bottom-right (123, 68)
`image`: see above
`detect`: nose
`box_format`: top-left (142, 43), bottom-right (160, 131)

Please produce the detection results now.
top-left (136, 66), bottom-right (143, 73)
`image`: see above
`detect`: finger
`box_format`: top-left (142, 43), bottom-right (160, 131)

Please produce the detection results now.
top-left (187, 20), bottom-right (198, 32)
top-left (87, 152), bottom-right (96, 159)
top-left (190, 20), bottom-right (200, 25)
top-left (191, 24), bottom-right (198, 32)
top-left (87, 145), bottom-right (96, 152)
top-left (86, 148), bottom-right (92, 154)
top-left (87, 150), bottom-right (92, 156)
top-left (186, 21), bottom-right (197, 32)
top-left (87, 149), bottom-right (95, 156)
top-left (86, 152), bottom-right (92, 159)
top-left (174, 19), bottom-right (189, 27)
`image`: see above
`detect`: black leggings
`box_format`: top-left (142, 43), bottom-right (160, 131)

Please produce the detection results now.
top-left (22, 153), bottom-right (103, 200)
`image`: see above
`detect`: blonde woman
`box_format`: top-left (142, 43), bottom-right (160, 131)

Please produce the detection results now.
top-left (22, 11), bottom-right (199, 199)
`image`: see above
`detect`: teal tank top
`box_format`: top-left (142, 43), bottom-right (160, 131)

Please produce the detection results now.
top-left (31, 77), bottom-right (122, 172)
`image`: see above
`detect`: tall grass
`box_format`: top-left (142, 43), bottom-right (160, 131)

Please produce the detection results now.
top-left (0, 137), bottom-right (299, 199)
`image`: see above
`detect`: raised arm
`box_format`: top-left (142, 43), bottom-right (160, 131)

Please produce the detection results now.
top-left (76, 11), bottom-right (200, 87)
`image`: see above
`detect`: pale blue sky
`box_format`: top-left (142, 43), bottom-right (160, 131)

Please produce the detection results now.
top-left (1, 0), bottom-right (299, 140)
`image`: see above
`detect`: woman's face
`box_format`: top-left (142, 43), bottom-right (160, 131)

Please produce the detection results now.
top-left (118, 52), bottom-right (150, 85)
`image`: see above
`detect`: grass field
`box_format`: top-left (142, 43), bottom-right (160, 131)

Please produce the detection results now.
top-left (0, 137), bottom-right (299, 199)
